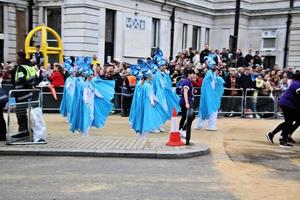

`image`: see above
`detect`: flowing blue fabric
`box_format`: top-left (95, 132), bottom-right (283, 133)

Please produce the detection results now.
top-left (129, 80), bottom-right (142, 126)
top-left (69, 77), bottom-right (85, 133)
top-left (152, 70), bottom-right (168, 112)
top-left (130, 81), bottom-right (168, 134)
top-left (199, 70), bottom-right (224, 120)
top-left (162, 72), bottom-right (180, 118)
top-left (60, 76), bottom-right (76, 119)
top-left (69, 76), bottom-right (115, 135)
top-left (91, 77), bottom-right (115, 128)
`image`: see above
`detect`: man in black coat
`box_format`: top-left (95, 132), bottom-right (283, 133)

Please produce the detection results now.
top-left (200, 44), bottom-right (211, 64)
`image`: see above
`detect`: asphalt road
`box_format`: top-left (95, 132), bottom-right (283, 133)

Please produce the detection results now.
top-left (1, 115), bottom-right (300, 199)
top-left (0, 156), bottom-right (236, 200)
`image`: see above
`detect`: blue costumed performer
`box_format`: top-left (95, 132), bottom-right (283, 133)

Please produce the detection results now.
top-left (194, 54), bottom-right (224, 131)
top-left (69, 57), bottom-right (115, 135)
top-left (60, 58), bottom-right (76, 120)
top-left (130, 64), bottom-right (168, 136)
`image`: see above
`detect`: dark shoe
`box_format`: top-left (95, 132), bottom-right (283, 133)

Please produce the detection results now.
top-left (228, 113), bottom-right (234, 117)
top-left (121, 113), bottom-right (129, 117)
top-left (288, 137), bottom-right (296, 144)
top-left (266, 132), bottom-right (274, 144)
top-left (279, 141), bottom-right (293, 148)
top-left (185, 140), bottom-right (190, 145)
top-left (12, 132), bottom-right (29, 138)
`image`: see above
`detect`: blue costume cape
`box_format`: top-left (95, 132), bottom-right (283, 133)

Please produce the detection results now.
top-left (69, 77), bottom-right (85, 133)
top-left (129, 80), bottom-right (142, 127)
top-left (161, 71), bottom-right (180, 118)
top-left (60, 76), bottom-right (76, 119)
top-left (199, 70), bottom-right (224, 119)
top-left (69, 77), bottom-right (115, 135)
top-left (91, 77), bottom-right (115, 128)
top-left (152, 70), bottom-right (168, 112)
top-left (130, 80), bottom-right (168, 134)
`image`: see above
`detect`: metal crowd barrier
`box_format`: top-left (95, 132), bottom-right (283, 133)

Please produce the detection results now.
top-left (2, 84), bottom-right (283, 118)
top-left (6, 89), bottom-right (46, 145)
top-left (38, 86), bottom-right (64, 112)
top-left (244, 89), bottom-right (276, 118)
top-left (219, 88), bottom-right (244, 116)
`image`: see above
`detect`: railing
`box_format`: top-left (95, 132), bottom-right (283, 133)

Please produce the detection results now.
top-left (6, 89), bottom-right (46, 144)
top-left (37, 86), bottom-right (64, 112)
top-left (1, 83), bottom-right (285, 118)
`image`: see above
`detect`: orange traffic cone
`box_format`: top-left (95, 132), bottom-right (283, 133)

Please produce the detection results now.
top-left (166, 108), bottom-right (184, 146)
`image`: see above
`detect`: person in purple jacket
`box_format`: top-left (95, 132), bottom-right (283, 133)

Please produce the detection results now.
top-left (266, 71), bottom-right (300, 148)
top-left (179, 67), bottom-right (196, 145)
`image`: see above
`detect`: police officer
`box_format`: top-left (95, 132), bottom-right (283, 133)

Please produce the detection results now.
top-left (0, 87), bottom-right (8, 141)
top-left (13, 51), bottom-right (36, 138)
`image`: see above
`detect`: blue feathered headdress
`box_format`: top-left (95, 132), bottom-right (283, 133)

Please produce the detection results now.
top-left (146, 59), bottom-right (158, 73)
top-left (130, 64), bottom-right (143, 80)
top-left (204, 54), bottom-right (217, 69)
top-left (75, 57), bottom-right (92, 75)
top-left (152, 48), bottom-right (166, 67)
top-left (63, 57), bottom-right (74, 73)
top-left (83, 68), bottom-right (94, 77)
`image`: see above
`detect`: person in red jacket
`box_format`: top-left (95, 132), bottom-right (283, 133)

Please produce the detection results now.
top-left (192, 72), bottom-right (203, 110)
top-left (49, 64), bottom-right (65, 86)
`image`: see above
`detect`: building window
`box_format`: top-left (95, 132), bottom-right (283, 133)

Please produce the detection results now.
top-left (182, 24), bottom-right (187, 50)
top-left (0, 6), bottom-right (3, 33)
top-left (152, 18), bottom-right (160, 48)
top-left (45, 7), bottom-right (62, 46)
top-left (44, 7), bottom-right (61, 63)
top-left (262, 30), bottom-right (276, 50)
top-left (192, 26), bottom-right (201, 50)
top-left (263, 38), bottom-right (276, 49)
top-left (105, 9), bottom-right (115, 63)
top-left (205, 28), bottom-right (210, 45)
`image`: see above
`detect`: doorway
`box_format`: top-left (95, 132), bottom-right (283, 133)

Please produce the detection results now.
top-left (263, 56), bottom-right (276, 69)
top-left (16, 10), bottom-right (26, 51)
top-left (105, 9), bottom-right (115, 64)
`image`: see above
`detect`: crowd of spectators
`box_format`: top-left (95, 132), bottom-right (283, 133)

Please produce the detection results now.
top-left (168, 45), bottom-right (299, 118)
top-left (1, 45), bottom-right (299, 117)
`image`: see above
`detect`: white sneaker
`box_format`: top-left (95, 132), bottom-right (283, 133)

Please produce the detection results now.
top-left (159, 127), bottom-right (165, 132)
top-left (255, 114), bottom-right (261, 119)
top-left (179, 130), bottom-right (186, 139)
top-left (150, 129), bottom-right (160, 133)
top-left (207, 127), bottom-right (218, 131)
top-left (194, 126), bottom-right (203, 130)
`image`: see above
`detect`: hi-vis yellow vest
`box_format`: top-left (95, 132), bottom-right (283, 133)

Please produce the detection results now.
top-left (15, 65), bottom-right (36, 81)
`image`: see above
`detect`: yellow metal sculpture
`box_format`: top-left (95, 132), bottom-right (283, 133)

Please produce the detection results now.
top-left (25, 24), bottom-right (63, 68)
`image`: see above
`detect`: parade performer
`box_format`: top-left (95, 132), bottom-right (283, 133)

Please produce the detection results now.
top-left (150, 49), bottom-right (180, 131)
top-left (266, 71), bottom-right (300, 147)
top-left (194, 54), bottom-right (224, 131)
top-left (129, 62), bottom-right (168, 136)
top-left (60, 58), bottom-right (76, 120)
top-left (160, 64), bottom-right (180, 118)
top-left (67, 57), bottom-right (115, 135)
top-left (128, 64), bottom-right (143, 128)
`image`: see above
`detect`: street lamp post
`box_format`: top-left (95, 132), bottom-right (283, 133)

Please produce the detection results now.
top-left (232, 0), bottom-right (241, 67)
top-left (283, 0), bottom-right (294, 68)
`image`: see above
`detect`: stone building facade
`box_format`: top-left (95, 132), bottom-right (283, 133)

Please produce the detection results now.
top-left (0, 0), bottom-right (299, 69)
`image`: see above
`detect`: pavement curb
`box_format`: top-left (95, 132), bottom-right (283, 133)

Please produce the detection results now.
top-left (0, 144), bottom-right (209, 159)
